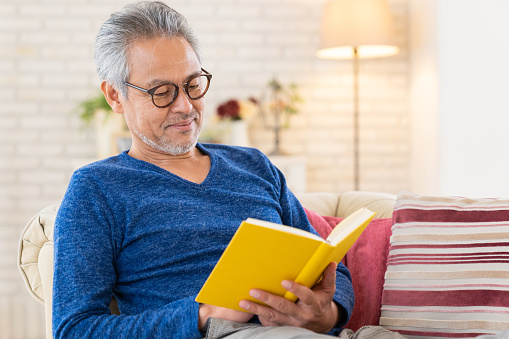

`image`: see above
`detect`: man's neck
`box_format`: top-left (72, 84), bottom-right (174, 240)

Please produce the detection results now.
top-left (128, 144), bottom-right (211, 184)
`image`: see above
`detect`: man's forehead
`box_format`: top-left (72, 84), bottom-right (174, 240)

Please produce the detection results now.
top-left (129, 36), bottom-right (196, 63)
top-left (127, 36), bottom-right (200, 83)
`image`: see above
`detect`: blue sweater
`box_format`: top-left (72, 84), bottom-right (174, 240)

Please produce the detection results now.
top-left (52, 143), bottom-right (354, 338)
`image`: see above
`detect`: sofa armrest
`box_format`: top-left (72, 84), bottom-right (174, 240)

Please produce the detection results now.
top-left (18, 204), bottom-right (58, 304)
top-left (17, 204), bottom-right (58, 339)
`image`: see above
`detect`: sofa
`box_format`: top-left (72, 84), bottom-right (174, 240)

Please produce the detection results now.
top-left (17, 190), bottom-right (509, 338)
top-left (17, 190), bottom-right (395, 338)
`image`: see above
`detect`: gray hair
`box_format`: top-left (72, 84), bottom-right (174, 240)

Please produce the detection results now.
top-left (94, 1), bottom-right (202, 98)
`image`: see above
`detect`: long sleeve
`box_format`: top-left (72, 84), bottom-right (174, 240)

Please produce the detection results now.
top-left (52, 171), bottom-right (202, 339)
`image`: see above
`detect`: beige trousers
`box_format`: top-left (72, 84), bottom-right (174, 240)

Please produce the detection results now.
top-left (202, 318), bottom-right (407, 339)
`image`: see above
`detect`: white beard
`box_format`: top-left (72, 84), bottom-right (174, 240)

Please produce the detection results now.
top-left (133, 115), bottom-right (201, 156)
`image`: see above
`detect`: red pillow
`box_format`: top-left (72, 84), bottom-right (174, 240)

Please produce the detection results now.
top-left (304, 208), bottom-right (392, 332)
top-left (304, 207), bottom-right (335, 238)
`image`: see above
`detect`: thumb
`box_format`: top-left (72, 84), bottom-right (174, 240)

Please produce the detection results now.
top-left (314, 262), bottom-right (337, 294)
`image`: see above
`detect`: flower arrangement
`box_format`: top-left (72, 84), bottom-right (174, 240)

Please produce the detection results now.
top-left (216, 98), bottom-right (258, 121)
top-left (266, 79), bottom-right (302, 116)
top-left (259, 78), bottom-right (303, 128)
top-left (203, 79), bottom-right (302, 151)
top-left (258, 78), bottom-right (303, 155)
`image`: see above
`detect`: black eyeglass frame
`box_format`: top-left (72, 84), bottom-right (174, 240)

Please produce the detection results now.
top-left (125, 68), bottom-right (212, 108)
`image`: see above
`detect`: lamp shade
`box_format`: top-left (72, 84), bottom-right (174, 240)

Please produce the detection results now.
top-left (317, 0), bottom-right (399, 59)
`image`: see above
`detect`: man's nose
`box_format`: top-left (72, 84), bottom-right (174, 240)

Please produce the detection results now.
top-left (170, 87), bottom-right (193, 113)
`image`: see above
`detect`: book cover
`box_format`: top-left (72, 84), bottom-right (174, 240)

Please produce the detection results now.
top-left (195, 207), bottom-right (376, 312)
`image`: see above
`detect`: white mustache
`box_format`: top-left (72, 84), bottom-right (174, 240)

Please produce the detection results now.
top-left (164, 112), bottom-right (198, 127)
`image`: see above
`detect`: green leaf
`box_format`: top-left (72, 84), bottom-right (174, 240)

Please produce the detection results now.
top-left (77, 92), bottom-right (113, 126)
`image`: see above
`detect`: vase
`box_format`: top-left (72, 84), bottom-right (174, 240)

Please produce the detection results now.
top-left (94, 110), bottom-right (129, 158)
top-left (229, 120), bottom-right (250, 147)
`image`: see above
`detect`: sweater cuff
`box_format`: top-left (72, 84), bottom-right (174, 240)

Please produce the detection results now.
top-left (331, 264), bottom-right (355, 331)
top-left (162, 297), bottom-right (202, 339)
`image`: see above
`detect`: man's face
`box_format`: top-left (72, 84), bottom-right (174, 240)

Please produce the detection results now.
top-left (122, 36), bottom-right (204, 155)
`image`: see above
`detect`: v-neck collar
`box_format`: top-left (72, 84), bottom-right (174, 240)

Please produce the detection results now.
top-left (119, 143), bottom-right (215, 187)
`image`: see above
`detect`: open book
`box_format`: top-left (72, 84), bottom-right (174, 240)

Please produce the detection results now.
top-left (195, 207), bottom-right (376, 312)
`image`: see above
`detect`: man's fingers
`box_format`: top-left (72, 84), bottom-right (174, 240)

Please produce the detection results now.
top-left (281, 279), bottom-right (315, 305)
top-left (238, 263), bottom-right (340, 331)
top-left (239, 299), bottom-right (283, 324)
top-left (250, 288), bottom-right (297, 315)
top-left (239, 289), bottom-right (298, 325)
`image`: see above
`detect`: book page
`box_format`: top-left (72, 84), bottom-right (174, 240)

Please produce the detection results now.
top-left (326, 208), bottom-right (375, 246)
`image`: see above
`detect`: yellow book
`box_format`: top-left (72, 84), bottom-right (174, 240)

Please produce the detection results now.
top-left (195, 207), bottom-right (376, 312)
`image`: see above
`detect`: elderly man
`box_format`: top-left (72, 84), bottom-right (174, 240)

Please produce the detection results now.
top-left (52, 2), bottom-right (405, 339)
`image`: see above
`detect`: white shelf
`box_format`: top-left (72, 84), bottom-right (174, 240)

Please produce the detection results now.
top-left (268, 155), bottom-right (307, 194)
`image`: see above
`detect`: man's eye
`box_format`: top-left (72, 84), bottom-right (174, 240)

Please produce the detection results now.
top-left (154, 91), bottom-right (170, 97)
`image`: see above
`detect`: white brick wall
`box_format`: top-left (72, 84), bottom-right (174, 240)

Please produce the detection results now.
top-left (0, 0), bottom-right (409, 337)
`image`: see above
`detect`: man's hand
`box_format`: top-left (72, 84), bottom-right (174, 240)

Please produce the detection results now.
top-left (198, 304), bottom-right (254, 331)
top-left (238, 262), bottom-right (343, 333)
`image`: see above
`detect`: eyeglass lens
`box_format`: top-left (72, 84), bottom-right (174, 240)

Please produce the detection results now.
top-left (152, 74), bottom-right (210, 108)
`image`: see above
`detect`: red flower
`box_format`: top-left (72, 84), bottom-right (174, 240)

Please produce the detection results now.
top-left (217, 99), bottom-right (241, 120)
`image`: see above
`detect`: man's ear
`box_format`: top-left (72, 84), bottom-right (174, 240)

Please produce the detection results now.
top-left (101, 81), bottom-right (125, 114)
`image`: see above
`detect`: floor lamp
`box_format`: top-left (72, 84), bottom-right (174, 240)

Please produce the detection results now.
top-left (316, 0), bottom-right (399, 190)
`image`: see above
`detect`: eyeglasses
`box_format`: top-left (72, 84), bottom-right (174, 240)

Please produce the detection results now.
top-left (125, 68), bottom-right (212, 108)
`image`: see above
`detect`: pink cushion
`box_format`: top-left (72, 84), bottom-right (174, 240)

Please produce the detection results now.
top-left (341, 217), bottom-right (392, 331)
top-left (304, 207), bottom-right (335, 239)
top-left (304, 208), bottom-right (392, 331)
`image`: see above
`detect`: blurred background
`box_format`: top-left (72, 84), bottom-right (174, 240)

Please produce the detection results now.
top-left (1, 0), bottom-right (509, 337)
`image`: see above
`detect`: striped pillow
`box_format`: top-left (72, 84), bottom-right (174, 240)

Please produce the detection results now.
top-left (380, 192), bottom-right (509, 339)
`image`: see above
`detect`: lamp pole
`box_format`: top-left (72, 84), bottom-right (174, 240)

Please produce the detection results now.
top-left (316, 0), bottom-right (399, 191)
top-left (353, 47), bottom-right (360, 191)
